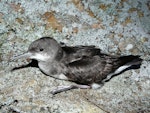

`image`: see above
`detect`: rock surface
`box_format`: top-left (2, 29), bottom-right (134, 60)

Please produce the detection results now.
top-left (0, 0), bottom-right (150, 113)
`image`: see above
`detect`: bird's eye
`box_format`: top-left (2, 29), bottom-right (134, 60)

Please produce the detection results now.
top-left (40, 48), bottom-right (44, 51)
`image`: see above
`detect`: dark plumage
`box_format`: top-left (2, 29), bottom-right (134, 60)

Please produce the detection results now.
top-left (11, 37), bottom-right (142, 94)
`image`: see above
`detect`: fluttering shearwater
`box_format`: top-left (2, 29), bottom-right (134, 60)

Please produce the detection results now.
top-left (11, 37), bottom-right (142, 94)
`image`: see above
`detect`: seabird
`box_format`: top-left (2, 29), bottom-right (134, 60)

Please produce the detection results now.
top-left (11, 37), bottom-right (142, 94)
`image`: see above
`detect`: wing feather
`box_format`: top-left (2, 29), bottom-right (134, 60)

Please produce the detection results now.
top-left (61, 45), bottom-right (101, 64)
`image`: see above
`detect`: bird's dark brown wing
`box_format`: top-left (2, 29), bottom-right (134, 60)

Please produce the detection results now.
top-left (61, 45), bottom-right (142, 85)
top-left (60, 45), bottom-right (122, 84)
top-left (62, 45), bottom-right (101, 55)
top-left (63, 54), bottom-right (121, 85)
top-left (61, 45), bottom-right (101, 63)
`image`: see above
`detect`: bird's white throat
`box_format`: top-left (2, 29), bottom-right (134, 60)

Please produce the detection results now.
top-left (30, 53), bottom-right (50, 62)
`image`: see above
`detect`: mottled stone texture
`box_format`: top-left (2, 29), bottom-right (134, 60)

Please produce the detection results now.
top-left (0, 0), bottom-right (150, 113)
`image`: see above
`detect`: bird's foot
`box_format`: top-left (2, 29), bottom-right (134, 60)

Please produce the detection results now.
top-left (51, 84), bottom-right (91, 95)
top-left (91, 83), bottom-right (103, 89)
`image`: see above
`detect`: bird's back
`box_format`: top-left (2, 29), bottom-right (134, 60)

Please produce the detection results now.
top-left (61, 45), bottom-right (142, 85)
top-left (60, 46), bottom-right (120, 84)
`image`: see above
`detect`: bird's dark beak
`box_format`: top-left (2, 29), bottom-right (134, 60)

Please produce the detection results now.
top-left (10, 52), bottom-right (32, 61)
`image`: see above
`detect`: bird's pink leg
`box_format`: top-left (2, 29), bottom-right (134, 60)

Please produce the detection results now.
top-left (51, 84), bottom-right (91, 95)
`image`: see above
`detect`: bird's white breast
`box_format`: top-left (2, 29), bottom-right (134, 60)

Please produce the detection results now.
top-left (38, 61), bottom-right (68, 80)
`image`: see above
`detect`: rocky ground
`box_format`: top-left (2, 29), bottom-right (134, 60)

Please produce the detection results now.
top-left (0, 0), bottom-right (150, 113)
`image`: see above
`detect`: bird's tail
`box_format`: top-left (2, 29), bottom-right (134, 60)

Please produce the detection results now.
top-left (119, 55), bottom-right (143, 67)
top-left (99, 55), bottom-right (142, 83)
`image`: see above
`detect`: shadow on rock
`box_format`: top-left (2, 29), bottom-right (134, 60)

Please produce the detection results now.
top-left (11, 60), bottom-right (38, 72)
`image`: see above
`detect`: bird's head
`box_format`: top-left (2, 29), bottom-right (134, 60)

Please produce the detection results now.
top-left (11, 37), bottom-right (63, 62)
